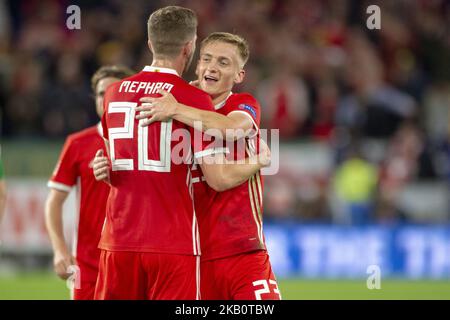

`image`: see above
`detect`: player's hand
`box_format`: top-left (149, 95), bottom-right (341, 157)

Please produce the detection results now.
top-left (136, 89), bottom-right (178, 126)
top-left (53, 249), bottom-right (77, 280)
top-left (257, 139), bottom-right (271, 168)
top-left (93, 149), bottom-right (110, 185)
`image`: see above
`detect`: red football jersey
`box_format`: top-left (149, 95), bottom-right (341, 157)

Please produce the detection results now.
top-left (193, 93), bottom-right (266, 261)
top-left (48, 124), bottom-right (109, 283)
top-left (99, 66), bottom-right (221, 255)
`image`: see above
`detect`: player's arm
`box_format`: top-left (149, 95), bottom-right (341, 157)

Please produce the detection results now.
top-left (90, 142), bottom-right (269, 192)
top-left (45, 189), bottom-right (77, 280)
top-left (0, 179), bottom-right (6, 225)
top-left (136, 90), bottom-right (254, 141)
top-left (0, 159), bottom-right (5, 224)
top-left (198, 139), bottom-right (270, 192)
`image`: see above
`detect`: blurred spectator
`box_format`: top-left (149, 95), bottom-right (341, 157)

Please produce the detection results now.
top-left (310, 78), bottom-right (339, 141)
top-left (424, 83), bottom-right (450, 143)
top-left (264, 176), bottom-right (297, 220)
top-left (379, 122), bottom-right (423, 186)
top-left (333, 147), bottom-right (378, 225)
top-left (257, 68), bottom-right (310, 139)
top-left (375, 122), bottom-right (423, 224)
top-left (295, 175), bottom-right (332, 223)
top-left (336, 30), bottom-right (417, 139)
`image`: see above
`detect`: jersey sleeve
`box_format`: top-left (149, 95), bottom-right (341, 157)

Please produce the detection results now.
top-left (47, 136), bottom-right (78, 192)
top-left (191, 127), bottom-right (228, 160)
top-left (227, 94), bottom-right (261, 137)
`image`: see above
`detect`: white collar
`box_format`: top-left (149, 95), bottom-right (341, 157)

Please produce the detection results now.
top-left (142, 66), bottom-right (179, 76)
top-left (214, 92), bottom-right (233, 110)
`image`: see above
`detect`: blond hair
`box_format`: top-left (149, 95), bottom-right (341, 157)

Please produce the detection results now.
top-left (201, 32), bottom-right (250, 67)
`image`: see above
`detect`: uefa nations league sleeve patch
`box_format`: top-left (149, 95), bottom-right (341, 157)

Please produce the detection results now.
top-left (238, 104), bottom-right (257, 120)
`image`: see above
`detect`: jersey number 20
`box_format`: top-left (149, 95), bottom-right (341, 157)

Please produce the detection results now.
top-left (108, 102), bottom-right (172, 172)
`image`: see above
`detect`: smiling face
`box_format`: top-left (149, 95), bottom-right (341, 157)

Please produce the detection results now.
top-left (196, 41), bottom-right (245, 103)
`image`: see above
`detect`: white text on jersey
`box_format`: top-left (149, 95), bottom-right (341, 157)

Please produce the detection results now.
top-left (119, 81), bottom-right (174, 95)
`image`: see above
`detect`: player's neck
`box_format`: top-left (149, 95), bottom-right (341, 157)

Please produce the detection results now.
top-left (151, 59), bottom-right (183, 77)
top-left (211, 91), bottom-right (232, 106)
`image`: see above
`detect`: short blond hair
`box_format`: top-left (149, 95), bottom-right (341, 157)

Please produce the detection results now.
top-left (147, 6), bottom-right (197, 58)
top-left (201, 32), bottom-right (250, 67)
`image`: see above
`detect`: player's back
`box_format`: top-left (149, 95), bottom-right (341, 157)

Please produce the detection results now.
top-left (99, 66), bottom-right (214, 255)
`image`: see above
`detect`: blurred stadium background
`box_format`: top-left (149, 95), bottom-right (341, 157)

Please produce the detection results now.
top-left (0, 0), bottom-right (449, 299)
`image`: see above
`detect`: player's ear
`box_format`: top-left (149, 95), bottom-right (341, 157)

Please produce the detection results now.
top-left (148, 40), bottom-right (154, 55)
top-left (181, 42), bottom-right (189, 60)
top-left (234, 69), bottom-right (245, 84)
top-left (185, 38), bottom-right (195, 57)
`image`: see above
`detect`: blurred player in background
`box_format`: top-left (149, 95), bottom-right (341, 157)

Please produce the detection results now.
top-left (0, 147), bottom-right (6, 225)
top-left (135, 32), bottom-right (280, 300)
top-left (94, 6), bottom-right (269, 300)
top-left (45, 65), bottom-right (134, 300)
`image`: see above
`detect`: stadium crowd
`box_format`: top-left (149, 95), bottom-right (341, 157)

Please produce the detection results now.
top-left (0, 0), bottom-right (449, 224)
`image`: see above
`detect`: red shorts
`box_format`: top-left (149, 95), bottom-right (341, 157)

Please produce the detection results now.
top-left (67, 262), bottom-right (98, 300)
top-left (201, 251), bottom-right (281, 300)
top-left (94, 250), bottom-right (200, 300)
top-left (72, 281), bottom-right (96, 300)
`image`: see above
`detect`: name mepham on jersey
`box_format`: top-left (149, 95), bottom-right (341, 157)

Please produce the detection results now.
top-left (119, 81), bottom-right (174, 95)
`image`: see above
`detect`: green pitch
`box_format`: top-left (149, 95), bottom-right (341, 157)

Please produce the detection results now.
top-left (0, 273), bottom-right (449, 300)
